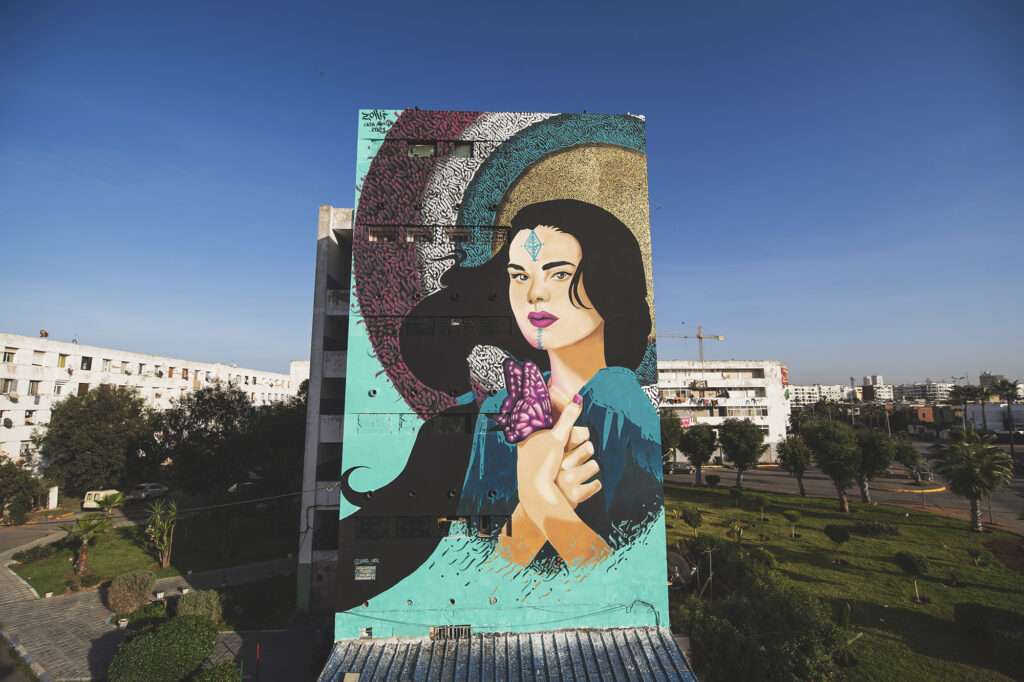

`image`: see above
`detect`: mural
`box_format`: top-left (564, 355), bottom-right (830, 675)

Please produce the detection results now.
top-left (337, 110), bottom-right (666, 639)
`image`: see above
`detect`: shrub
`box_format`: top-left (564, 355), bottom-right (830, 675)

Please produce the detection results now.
top-left (966, 547), bottom-right (984, 566)
top-left (4, 495), bottom-right (32, 526)
top-left (824, 525), bottom-right (851, 564)
top-left (706, 474), bottom-right (721, 488)
top-left (177, 589), bottom-right (222, 625)
top-left (853, 520), bottom-right (900, 537)
top-left (12, 542), bottom-right (60, 564)
top-left (127, 602), bottom-right (169, 632)
top-left (749, 547), bottom-right (777, 570)
top-left (81, 573), bottom-right (104, 589)
top-left (729, 521), bottom-right (744, 545)
top-left (108, 570), bottom-right (156, 615)
top-left (679, 506), bottom-right (704, 536)
top-left (782, 510), bottom-right (801, 538)
top-left (954, 603), bottom-right (1024, 669)
top-left (196, 662), bottom-right (242, 682)
top-left (894, 551), bottom-right (929, 603)
top-left (750, 494), bottom-right (769, 519)
top-left (108, 615), bottom-right (218, 682)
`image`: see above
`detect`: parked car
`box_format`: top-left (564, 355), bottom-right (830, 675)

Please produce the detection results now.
top-left (129, 483), bottom-right (168, 500)
top-left (663, 462), bottom-right (695, 475)
top-left (82, 489), bottom-right (121, 510)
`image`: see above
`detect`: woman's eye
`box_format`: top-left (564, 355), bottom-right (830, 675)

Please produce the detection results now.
top-left (552, 271), bottom-right (571, 280)
top-left (509, 273), bottom-right (528, 282)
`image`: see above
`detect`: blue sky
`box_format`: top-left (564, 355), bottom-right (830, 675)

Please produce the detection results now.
top-left (2, 0), bottom-right (1021, 384)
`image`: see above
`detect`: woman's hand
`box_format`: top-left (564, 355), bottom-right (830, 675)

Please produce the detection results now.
top-left (516, 395), bottom-right (611, 566)
top-left (556, 427), bottom-right (602, 509)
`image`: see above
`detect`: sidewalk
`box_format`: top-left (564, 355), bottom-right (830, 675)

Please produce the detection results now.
top-left (0, 530), bottom-right (297, 681)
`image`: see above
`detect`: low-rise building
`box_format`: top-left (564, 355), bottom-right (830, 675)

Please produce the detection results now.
top-left (658, 360), bottom-right (790, 460)
top-left (0, 331), bottom-right (307, 464)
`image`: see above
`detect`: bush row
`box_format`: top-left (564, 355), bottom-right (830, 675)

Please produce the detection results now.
top-left (108, 615), bottom-right (217, 682)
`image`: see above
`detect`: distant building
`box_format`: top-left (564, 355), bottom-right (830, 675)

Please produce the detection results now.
top-left (862, 382), bottom-right (894, 402)
top-left (895, 381), bottom-right (954, 403)
top-left (863, 375), bottom-right (884, 386)
top-left (788, 384), bottom-right (849, 407)
top-left (0, 331), bottom-right (306, 465)
top-left (979, 371), bottom-right (1004, 390)
top-left (658, 360), bottom-right (790, 460)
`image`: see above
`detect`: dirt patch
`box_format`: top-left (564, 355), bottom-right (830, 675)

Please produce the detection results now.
top-left (984, 538), bottom-right (1024, 576)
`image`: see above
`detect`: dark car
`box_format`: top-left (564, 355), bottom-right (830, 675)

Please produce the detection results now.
top-left (129, 483), bottom-right (168, 500)
top-left (663, 462), bottom-right (695, 475)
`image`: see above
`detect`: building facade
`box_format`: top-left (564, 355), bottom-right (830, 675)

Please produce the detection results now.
top-left (895, 381), bottom-right (954, 403)
top-left (0, 332), bottom-right (305, 464)
top-left (788, 383), bottom-right (852, 407)
top-left (659, 360), bottom-right (790, 459)
top-left (322, 109), bottom-right (673, 656)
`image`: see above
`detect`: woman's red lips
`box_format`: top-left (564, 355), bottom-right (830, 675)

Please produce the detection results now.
top-left (528, 312), bottom-right (558, 328)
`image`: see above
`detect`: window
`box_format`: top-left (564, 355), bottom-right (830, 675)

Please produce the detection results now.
top-left (181, 368), bottom-right (188, 380)
top-left (102, 358), bottom-right (112, 372)
top-left (405, 227), bottom-right (433, 244)
top-left (3, 348), bottom-right (16, 363)
top-left (24, 411), bottom-right (34, 424)
top-left (58, 354), bottom-right (67, 368)
top-left (81, 357), bottom-right (92, 370)
top-left (121, 361), bottom-right (129, 374)
top-left (1, 379), bottom-right (15, 394)
top-left (452, 142), bottom-right (473, 158)
top-left (53, 383), bottom-right (63, 396)
top-left (27, 381), bottom-right (40, 396)
top-left (139, 363), bottom-right (145, 374)
top-left (444, 228), bottom-right (471, 244)
top-left (32, 351), bottom-right (45, 366)
top-left (407, 142), bottom-right (436, 158)
top-left (368, 227), bottom-right (398, 243)
top-left (78, 383), bottom-right (89, 396)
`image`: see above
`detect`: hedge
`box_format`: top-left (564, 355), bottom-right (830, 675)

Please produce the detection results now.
top-left (108, 615), bottom-right (218, 682)
top-left (195, 662), bottom-right (242, 682)
top-left (178, 589), bottom-right (222, 625)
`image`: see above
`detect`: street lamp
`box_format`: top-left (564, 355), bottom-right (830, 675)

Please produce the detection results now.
top-left (952, 376), bottom-right (966, 431)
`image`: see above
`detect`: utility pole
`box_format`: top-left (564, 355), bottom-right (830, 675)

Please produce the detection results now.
top-left (850, 377), bottom-right (856, 426)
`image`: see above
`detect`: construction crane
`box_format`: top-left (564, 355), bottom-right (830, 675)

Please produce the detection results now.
top-left (656, 325), bottom-right (724, 362)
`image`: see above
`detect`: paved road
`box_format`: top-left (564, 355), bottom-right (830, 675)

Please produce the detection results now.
top-left (666, 464), bottom-right (1024, 535)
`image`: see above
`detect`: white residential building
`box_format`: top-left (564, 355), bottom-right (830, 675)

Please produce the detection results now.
top-left (787, 384), bottom-right (851, 407)
top-left (895, 382), bottom-right (954, 403)
top-left (658, 360), bottom-right (790, 461)
top-left (0, 332), bottom-right (308, 464)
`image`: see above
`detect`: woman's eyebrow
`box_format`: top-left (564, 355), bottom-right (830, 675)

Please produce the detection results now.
top-left (541, 260), bottom-right (575, 271)
top-left (507, 263), bottom-right (526, 271)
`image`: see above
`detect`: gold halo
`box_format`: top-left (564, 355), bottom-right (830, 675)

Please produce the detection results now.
top-left (494, 144), bottom-right (655, 334)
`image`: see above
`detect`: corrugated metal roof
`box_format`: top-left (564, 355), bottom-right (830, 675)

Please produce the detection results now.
top-left (318, 627), bottom-right (697, 681)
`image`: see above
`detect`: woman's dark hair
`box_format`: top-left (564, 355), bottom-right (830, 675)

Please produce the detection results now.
top-left (339, 199), bottom-right (651, 611)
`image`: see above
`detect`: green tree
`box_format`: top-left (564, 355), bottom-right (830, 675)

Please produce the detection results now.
top-left (680, 506), bottom-right (704, 536)
top-left (976, 386), bottom-right (991, 433)
top-left (154, 382), bottom-right (255, 499)
top-left (60, 515), bottom-right (111, 575)
top-left (37, 384), bottom-right (152, 495)
top-left (717, 418), bottom-right (767, 488)
top-left (894, 551), bottom-right (929, 603)
top-left (995, 379), bottom-right (1019, 457)
top-left (894, 440), bottom-right (923, 483)
top-left (782, 510), bottom-right (800, 539)
top-left (146, 499), bottom-right (178, 569)
top-left (0, 460), bottom-right (45, 525)
top-left (751, 493), bottom-right (769, 522)
top-left (677, 422), bottom-right (717, 486)
top-left (931, 426), bottom-right (1014, 532)
top-left (659, 409), bottom-right (684, 462)
top-left (854, 430), bottom-right (895, 503)
top-left (824, 524), bottom-right (850, 564)
top-left (788, 408), bottom-right (811, 434)
top-left (776, 435), bottom-right (811, 496)
top-left (804, 421), bottom-right (859, 513)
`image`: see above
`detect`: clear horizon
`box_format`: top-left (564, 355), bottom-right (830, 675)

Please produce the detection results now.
top-left (2, 1), bottom-right (1021, 385)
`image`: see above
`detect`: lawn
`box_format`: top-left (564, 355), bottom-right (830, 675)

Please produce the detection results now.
top-left (10, 503), bottom-right (297, 596)
top-left (664, 482), bottom-right (1024, 682)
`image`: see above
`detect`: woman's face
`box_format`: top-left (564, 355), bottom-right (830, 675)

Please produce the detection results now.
top-left (507, 226), bottom-right (604, 352)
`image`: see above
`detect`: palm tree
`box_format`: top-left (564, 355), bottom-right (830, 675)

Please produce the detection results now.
top-left (995, 379), bottom-right (1019, 457)
top-left (60, 515), bottom-right (112, 575)
top-left (931, 427), bottom-right (1014, 532)
top-left (97, 492), bottom-right (125, 518)
top-left (976, 386), bottom-right (991, 433)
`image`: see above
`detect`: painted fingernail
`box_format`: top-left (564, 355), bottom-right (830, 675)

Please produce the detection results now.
top-left (573, 394), bottom-right (583, 405)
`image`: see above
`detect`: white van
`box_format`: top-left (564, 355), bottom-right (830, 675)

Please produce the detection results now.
top-left (82, 489), bottom-right (120, 510)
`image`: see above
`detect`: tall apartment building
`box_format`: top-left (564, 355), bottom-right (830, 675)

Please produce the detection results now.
top-left (788, 383), bottom-right (851, 407)
top-left (0, 332), bottom-right (306, 465)
top-left (862, 383), bottom-right (894, 402)
top-left (659, 360), bottom-right (790, 459)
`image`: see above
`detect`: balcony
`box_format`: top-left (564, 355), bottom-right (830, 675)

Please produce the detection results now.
top-left (326, 289), bottom-right (351, 317)
top-left (324, 351), bottom-right (347, 379)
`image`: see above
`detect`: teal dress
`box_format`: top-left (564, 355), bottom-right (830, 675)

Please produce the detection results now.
top-left (459, 367), bottom-right (663, 554)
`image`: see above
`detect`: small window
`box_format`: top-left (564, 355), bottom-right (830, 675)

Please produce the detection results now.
top-left (1, 379), bottom-right (16, 394)
top-left (53, 383), bottom-right (63, 396)
top-left (24, 411), bottom-right (34, 424)
top-left (78, 383), bottom-right (89, 396)
top-left (81, 357), bottom-right (92, 370)
top-left (182, 368), bottom-right (188, 380)
top-left (168, 367), bottom-right (175, 378)
top-left (32, 351), bottom-right (45, 366)
top-left (58, 354), bottom-right (67, 368)
top-left (445, 228), bottom-right (471, 244)
top-left (405, 227), bottom-right (433, 244)
top-left (27, 381), bottom-right (40, 396)
top-left (408, 142), bottom-right (436, 158)
top-left (121, 361), bottom-right (129, 374)
top-left (452, 142), bottom-right (473, 158)
top-left (139, 363), bottom-right (145, 374)
top-left (368, 227), bottom-right (398, 243)
top-left (3, 348), bottom-right (17, 363)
